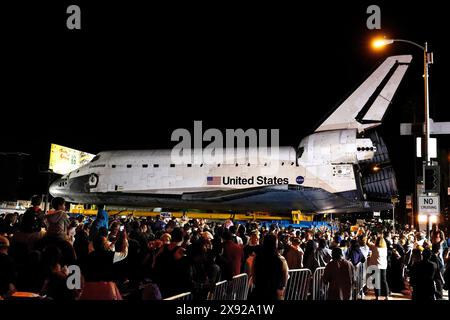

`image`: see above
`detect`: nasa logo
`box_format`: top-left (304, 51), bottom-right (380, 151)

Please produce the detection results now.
top-left (296, 176), bottom-right (304, 184)
top-left (88, 174), bottom-right (99, 188)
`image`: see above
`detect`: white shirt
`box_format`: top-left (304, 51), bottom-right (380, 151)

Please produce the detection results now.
top-left (369, 245), bottom-right (387, 269)
top-left (360, 245), bottom-right (370, 259)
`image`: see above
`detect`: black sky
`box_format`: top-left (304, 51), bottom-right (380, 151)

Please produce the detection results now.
top-left (1, 1), bottom-right (449, 200)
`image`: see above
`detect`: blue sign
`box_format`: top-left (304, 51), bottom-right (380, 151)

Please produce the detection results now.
top-left (296, 176), bottom-right (304, 184)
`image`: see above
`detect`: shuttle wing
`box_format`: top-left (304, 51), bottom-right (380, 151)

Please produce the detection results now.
top-left (315, 55), bottom-right (413, 133)
top-left (181, 185), bottom-right (289, 202)
top-left (180, 184), bottom-right (386, 213)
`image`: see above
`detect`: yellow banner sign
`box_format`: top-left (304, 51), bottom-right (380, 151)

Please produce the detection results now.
top-left (49, 143), bottom-right (95, 175)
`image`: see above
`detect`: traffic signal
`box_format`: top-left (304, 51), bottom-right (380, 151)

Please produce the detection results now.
top-left (424, 165), bottom-right (440, 194)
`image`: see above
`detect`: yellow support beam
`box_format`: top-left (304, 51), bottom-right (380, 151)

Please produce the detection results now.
top-left (69, 207), bottom-right (294, 221)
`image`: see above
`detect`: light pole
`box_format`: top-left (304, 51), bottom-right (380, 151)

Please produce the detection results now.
top-left (372, 38), bottom-right (433, 165)
top-left (373, 38), bottom-right (434, 231)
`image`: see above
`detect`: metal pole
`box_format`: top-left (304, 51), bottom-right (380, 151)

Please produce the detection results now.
top-left (423, 42), bottom-right (431, 236)
top-left (424, 42), bottom-right (430, 165)
top-left (392, 206), bottom-right (395, 234)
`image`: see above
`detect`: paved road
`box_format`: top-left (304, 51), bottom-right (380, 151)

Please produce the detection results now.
top-left (363, 289), bottom-right (448, 300)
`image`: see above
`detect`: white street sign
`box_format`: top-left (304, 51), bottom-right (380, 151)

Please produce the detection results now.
top-left (416, 137), bottom-right (437, 158)
top-left (418, 195), bottom-right (440, 214)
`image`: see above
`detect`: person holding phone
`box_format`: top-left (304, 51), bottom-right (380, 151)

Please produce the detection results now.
top-left (82, 226), bottom-right (129, 282)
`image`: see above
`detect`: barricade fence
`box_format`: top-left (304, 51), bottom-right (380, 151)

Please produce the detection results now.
top-left (174, 262), bottom-right (368, 301)
top-left (164, 292), bottom-right (193, 301)
top-left (352, 261), bottom-right (367, 300)
top-left (312, 267), bottom-right (328, 300)
top-left (285, 269), bottom-right (312, 300)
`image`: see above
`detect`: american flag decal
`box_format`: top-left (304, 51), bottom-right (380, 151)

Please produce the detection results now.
top-left (207, 176), bottom-right (221, 185)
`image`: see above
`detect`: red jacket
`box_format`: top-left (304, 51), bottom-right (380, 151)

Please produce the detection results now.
top-left (222, 240), bottom-right (244, 278)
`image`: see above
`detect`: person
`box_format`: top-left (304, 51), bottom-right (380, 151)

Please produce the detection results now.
top-left (90, 204), bottom-right (109, 235)
top-left (74, 222), bottom-right (90, 265)
top-left (35, 198), bottom-right (76, 268)
top-left (322, 247), bottom-right (354, 300)
top-left (21, 195), bottom-right (44, 233)
top-left (284, 237), bottom-right (304, 269)
top-left (358, 236), bottom-right (370, 260)
top-left (244, 230), bottom-right (260, 259)
top-left (430, 243), bottom-right (445, 299)
top-left (40, 245), bottom-right (77, 300)
top-left (237, 225), bottom-right (249, 246)
top-left (390, 236), bottom-right (406, 293)
top-left (229, 225), bottom-right (243, 245)
top-left (0, 213), bottom-right (18, 236)
top-left (430, 224), bottom-right (445, 261)
top-left (15, 250), bottom-right (46, 293)
top-left (252, 234), bottom-right (288, 300)
top-left (45, 197), bottom-right (70, 240)
top-left (315, 238), bottom-right (332, 267)
top-left (303, 236), bottom-right (319, 271)
top-left (83, 229), bottom-right (129, 280)
top-left (160, 233), bottom-right (171, 245)
top-left (410, 249), bottom-right (441, 300)
top-left (80, 229), bottom-right (129, 300)
top-left (220, 229), bottom-right (244, 280)
top-left (430, 224), bottom-right (445, 245)
top-left (444, 253), bottom-right (450, 299)
top-left (153, 227), bottom-right (193, 298)
top-left (346, 239), bottom-right (366, 266)
top-left (67, 220), bottom-right (78, 245)
top-left (189, 238), bottom-right (220, 300)
top-left (339, 240), bottom-right (350, 258)
top-left (368, 236), bottom-right (390, 300)
top-left (0, 235), bottom-right (16, 297)
top-left (153, 215), bottom-right (166, 232)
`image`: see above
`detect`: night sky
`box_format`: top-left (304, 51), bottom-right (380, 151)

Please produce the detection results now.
top-left (1, 1), bottom-right (449, 206)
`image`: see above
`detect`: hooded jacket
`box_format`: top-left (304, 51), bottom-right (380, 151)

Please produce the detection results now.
top-left (45, 210), bottom-right (70, 239)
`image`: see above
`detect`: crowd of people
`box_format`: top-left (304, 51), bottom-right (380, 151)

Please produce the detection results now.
top-left (0, 195), bottom-right (449, 301)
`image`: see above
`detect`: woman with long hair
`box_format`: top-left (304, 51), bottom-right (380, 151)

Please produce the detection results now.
top-left (368, 236), bottom-right (390, 300)
top-left (252, 234), bottom-right (288, 300)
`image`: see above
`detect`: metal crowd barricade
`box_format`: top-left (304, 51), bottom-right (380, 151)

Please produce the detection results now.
top-left (352, 262), bottom-right (366, 300)
top-left (230, 273), bottom-right (249, 300)
top-left (207, 280), bottom-right (229, 300)
top-left (312, 267), bottom-right (328, 300)
top-left (284, 268), bottom-right (312, 300)
top-left (164, 292), bottom-right (193, 301)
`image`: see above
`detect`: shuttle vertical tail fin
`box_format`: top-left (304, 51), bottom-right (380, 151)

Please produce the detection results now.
top-left (315, 55), bottom-right (413, 133)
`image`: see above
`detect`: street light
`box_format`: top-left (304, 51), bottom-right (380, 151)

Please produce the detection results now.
top-left (372, 37), bottom-right (435, 233)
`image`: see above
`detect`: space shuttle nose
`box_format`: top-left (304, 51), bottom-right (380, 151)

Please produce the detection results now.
top-left (49, 179), bottom-right (61, 197)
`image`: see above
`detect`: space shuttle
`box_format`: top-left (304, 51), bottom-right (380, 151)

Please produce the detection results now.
top-left (50, 55), bottom-right (412, 214)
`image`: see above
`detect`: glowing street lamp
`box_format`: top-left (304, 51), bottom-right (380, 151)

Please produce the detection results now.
top-left (372, 38), bottom-right (394, 49)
